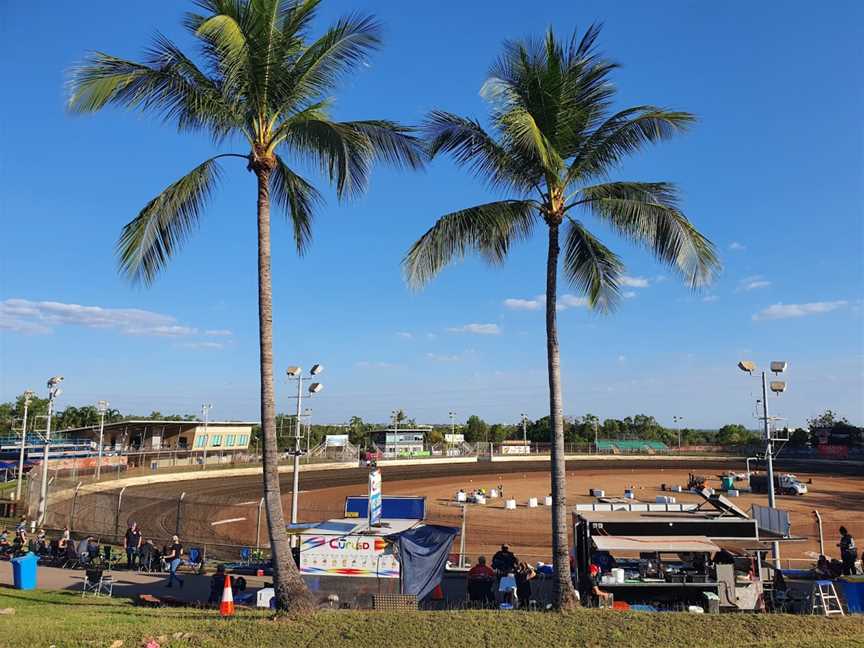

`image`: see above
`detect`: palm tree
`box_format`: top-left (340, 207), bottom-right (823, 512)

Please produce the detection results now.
top-left (404, 26), bottom-right (719, 609)
top-left (68, 0), bottom-right (424, 611)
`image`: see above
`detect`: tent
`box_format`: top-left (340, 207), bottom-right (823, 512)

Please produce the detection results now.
top-left (389, 524), bottom-right (459, 601)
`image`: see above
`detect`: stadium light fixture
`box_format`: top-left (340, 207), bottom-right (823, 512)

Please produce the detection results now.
top-left (308, 382), bottom-right (323, 394)
top-left (737, 360), bottom-right (756, 374)
top-left (310, 364), bottom-right (323, 376)
top-left (286, 366), bottom-right (302, 377)
top-left (770, 361), bottom-right (788, 374)
top-left (769, 381), bottom-right (787, 394)
top-left (286, 362), bottom-right (324, 528)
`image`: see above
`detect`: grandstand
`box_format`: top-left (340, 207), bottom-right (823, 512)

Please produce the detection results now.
top-left (595, 439), bottom-right (669, 454)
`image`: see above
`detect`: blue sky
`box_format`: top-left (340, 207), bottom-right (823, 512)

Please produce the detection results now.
top-left (1, 1), bottom-right (862, 428)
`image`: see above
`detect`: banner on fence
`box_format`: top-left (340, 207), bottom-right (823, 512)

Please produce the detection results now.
top-left (299, 533), bottom-right (399, 578)
top-left (499, 444), bottom-right (530, 455)
top-left (325, 434), bottom-right (349, 447)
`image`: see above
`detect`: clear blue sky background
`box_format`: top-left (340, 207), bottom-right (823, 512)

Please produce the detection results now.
top-left (1, 1), bottom-right (862, 428)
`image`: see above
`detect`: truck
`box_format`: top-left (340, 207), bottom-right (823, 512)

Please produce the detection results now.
top-left (749, 472), bottom-right (808, 496)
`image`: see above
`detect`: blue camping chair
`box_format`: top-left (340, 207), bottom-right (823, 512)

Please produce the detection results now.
top-left (187, 547), bottom-right (203, 572)
top-left (240, 547), bottom-right (252, 565)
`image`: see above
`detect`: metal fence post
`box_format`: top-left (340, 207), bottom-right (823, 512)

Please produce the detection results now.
top-left (256, 497), bottom-right (264, 550)
top-left (69, 482), bottom-right (82, 533)
top-left (175, 492), bottom-right (186, 536)
top-left (114, 486), bottom-right (126, 543)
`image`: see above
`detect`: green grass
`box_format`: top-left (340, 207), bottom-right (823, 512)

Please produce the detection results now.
top-left (0, 589), bottom-right (862, 648)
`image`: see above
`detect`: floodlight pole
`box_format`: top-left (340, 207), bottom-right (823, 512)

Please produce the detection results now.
top-left (201, 403), bottom-right (212, 469)
top-left (521, 413), bottom-right (528, 449)
top-left (760, 371), bottom-right (781, 568)
top-left (15, 391), bottom-right (34, 502)
top-left (96, 400), bottom-right (108, 480)
top-left (37, 379), bottom-right (62, 526)
top-left (291, 375), bottom-right (303, 526)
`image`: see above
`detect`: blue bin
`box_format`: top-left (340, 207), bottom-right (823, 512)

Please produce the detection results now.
top-left (11, 552), bottom-right (38, 590)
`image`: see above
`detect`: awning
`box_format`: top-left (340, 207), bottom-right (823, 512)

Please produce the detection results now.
top-left (591, 535), bottom-right (721, 553)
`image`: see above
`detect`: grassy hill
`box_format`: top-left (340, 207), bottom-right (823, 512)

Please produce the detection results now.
top-left (1, 589), bottom-right (862, 647)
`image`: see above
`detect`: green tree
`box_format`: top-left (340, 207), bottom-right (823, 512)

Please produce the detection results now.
top-left (68, 0), bottom-right (423, 611)
top-left (716, 424), bottom-right (750, 445)
top-left (464, 415), bottom-right (489, 442)
top-left (402, 26), bottom-right (718, 608)
top-left (789, 428), bottom-right (810, 446)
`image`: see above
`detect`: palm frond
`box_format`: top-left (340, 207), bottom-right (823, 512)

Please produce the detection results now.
top-left (567, 107), bottom-right (695, 183)
top-left (117, 157), bottom-right (223, 284)
top-left (281, 117), bottom-right (371, 198)
top-left (340, 120), bottom-right (426, 171)
top-left (403, 200), bottom-right (538, 289)
top-left (423, 111), bottom-right (539, 193)
top-left (574, 181), bottom-right (719, 287)
top-left (271, 154), bottom-right (323, 255)
top-left (562, 218), bottom-right (623, 312)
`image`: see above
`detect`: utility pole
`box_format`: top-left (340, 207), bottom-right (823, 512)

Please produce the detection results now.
top-left (286, 365), bottom-right (323, 526)
top-left (37, 377), bottom-right (63, 526)
top-left (673, 415), bottom-right (683, 450)
top-left (201, 403), bottom-right (212, 469)
top-left (448, 411), bottom-right (455, 455)
top-left (96, 400), bottom-right (108, 480)
top-left (15, 390), bottom-right (35, 502)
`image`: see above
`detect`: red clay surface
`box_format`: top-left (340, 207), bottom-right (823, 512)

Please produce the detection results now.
top-left (114, 458), bottom-right (862, 568)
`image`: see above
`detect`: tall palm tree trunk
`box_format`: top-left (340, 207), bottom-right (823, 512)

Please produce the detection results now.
top-left (545, 222), bottom-right (577, 610)
top-left (256, 166), bottom-right (311, 612)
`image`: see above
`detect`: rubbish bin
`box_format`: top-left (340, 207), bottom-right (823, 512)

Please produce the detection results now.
top-left (11, 552), bottom-right (38, 590)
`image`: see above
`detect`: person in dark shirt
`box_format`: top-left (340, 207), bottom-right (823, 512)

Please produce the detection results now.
top-left (124, 523), bottom-right (142, 569)
top-left (491, 544), bottom-right (518, 575)
top-left (838, 526), bottom-right (858, 576)
top-left (209, 564), bottom-right (236, 604)
top-left (164, 535), bottom-right (184, 588)
top-left (589, 564), bottom-right (612, 607)
top-left (514, 562), bottom-right (536, 608)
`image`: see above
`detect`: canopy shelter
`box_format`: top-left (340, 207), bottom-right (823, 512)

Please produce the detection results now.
top-left (591, 535), bottom-right (721, 554)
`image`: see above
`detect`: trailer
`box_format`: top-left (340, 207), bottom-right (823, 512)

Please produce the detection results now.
top-left (749, 472), bottom-right (807, 496)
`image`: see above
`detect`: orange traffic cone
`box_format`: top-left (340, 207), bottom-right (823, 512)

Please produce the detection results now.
top-left (220, 575), bottom-right (235, 618)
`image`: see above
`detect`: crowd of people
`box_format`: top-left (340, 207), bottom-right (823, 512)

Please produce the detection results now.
top-left (466, 544), bottom-right (537, 609)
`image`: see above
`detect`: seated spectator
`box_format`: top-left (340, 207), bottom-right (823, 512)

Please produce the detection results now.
top-left (491, 544), bottom-right (518, 576)
top-left (589, 564), bottom-right (612, 607)
top-left (515, 562), bottom-right (536, 609)
top-left (59, 526), bottom-right (70, 550)
top-left (468, 556), bottom-right (495, 581)
top-left (0, 527), bottom-right (9, 548)
top-left (815, 555), bottom-right (832, 579)
top-left (209, 564), bottom-right (236, 605)
top-left (87, 537), bottom-right (100, 561)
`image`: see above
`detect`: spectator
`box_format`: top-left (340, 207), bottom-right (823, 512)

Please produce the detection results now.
top-left (815, 555), bottom-right (831, 579)
top-left (209, 564), bottom-right (236, 604)
top-left (491, 544), bottom-right (518, 575)
top-left (514, 562), bottom-right (536, 608)
top-left (124, 522), bottom-right (142, 569)
top-left (589, 564), bottom-right (612, 607)
top-left (138, 539), bottom-right (156, 572)
top-left (86, 537), bottom-right (99, 561)
top-left (164, 535), bottom-right (184, 588)
top-left (838, 526), bottom-right (858, 576)
top-left (59, 526), bottom-right (70, 550)
top-left (468, 555), bottom-right (495, 581)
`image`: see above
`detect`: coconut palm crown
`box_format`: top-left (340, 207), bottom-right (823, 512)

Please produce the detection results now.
top-left (68, 0), bottom-right (424, 612)
top-left (404, 25), bottom-right (719, 609)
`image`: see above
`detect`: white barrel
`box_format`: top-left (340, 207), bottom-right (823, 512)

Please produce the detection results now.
top-left (475, 494), bottom-right (486, 505)
top-left (528, 497), bottom-right (538, 508)
top-left (490, 488), bottom-right (498, 498)
top-left (505, 499), bottom-right (517, 510)
top-left (544, 496), bottom-right (553, 506)
top-left (456, 491), bottom-right (467, 502)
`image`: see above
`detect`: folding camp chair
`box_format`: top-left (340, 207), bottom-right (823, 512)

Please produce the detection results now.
top-left (82, 568), bottom-right (114, 597)
top-left (187, 547), bottom-right (203, 572)
top-left (240, 547), bottom-right (252, 566)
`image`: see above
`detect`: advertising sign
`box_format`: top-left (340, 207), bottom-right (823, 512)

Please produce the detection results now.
top-left (368, 468), bottom-right (382, 526)
top-left (299, 534), bottom-right (399, 578)
top-left (500, 444), bottom-right (530, 455)
top-left (325, 434), bottom-right (349, 447)
top-left (444, 433), bottom-right (464, 444)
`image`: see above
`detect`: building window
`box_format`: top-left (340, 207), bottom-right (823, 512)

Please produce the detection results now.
top-left (212, 435), bottom-right (222, 447)
top-left (226, 434), bottom-right (235, 447)
top-left (236, 435), bottom-right (247, 446)
top-left (195, 435), bottom-right (208, 449)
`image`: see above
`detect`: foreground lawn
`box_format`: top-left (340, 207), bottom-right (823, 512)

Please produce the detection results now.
top-left (1, 590), bottom-right (862, 648)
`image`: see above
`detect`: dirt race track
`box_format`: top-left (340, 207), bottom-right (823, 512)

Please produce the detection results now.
top-left (121, 457), bottom-right (863, 567)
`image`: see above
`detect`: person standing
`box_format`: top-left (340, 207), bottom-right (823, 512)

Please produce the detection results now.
top-left (515, 562), bottom-right (536, 609)
top-left (491, 544), bottom-right (518, 576)
top-left (124, 522), bottom-right (142, 569)
top-left (164, 535), bottom-right (184, 588)
top-left (838, 526), bottom-right (858, 576)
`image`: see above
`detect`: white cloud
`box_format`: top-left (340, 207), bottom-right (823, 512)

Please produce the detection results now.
top-left (736, 275), bottom-right (772, 292)
top-left (179, 341), bottom-right (224, 350)
top-left (729, 241), bottom-right (746, 251)
top-left (396, 331), bottom-right (414, 340)
top-left (447, 323), bottom-right (501, 335)
top-left (204, 329), bottom-right (232, 337)
top-left (620, 275), bottom-right (650, 288)
top-left (0, 298), bottom-right (200, 337)
top-left (558, 294), bottom-right (589, 310)
top-left (426, 352), bottom-right (463, 362)
top-left (355, 360), bottom-right (396, 369)
top-left (622, 291), bottom-right (637, 299)
top-left (504, 296), bottom-right (544, 311)
top-left (654, 274), bottom-right (668, 283)
top-left (753, 300), bottom-right (849, 321)
top-left (702, 295), bottom-right (719, 303)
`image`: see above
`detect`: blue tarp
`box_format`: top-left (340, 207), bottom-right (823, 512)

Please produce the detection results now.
top-left (390, 524), bottom-right (458, 601)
